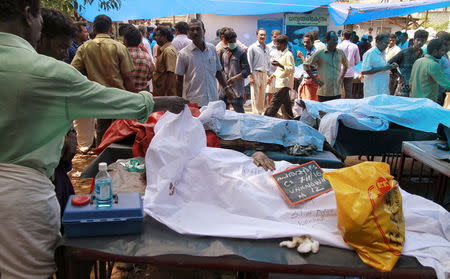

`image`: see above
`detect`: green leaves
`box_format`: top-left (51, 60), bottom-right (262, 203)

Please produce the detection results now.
top-left (41, 0), bottom-right (122, 14)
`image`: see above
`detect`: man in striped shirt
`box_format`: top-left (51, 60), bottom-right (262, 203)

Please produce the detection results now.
top-left (124, 26), bottom-right (154, 92)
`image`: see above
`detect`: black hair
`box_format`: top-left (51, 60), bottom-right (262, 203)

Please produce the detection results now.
top-left (256, 28), bottom-right (266, 35)
top-left (271, 29), bottom-right (281, 36)
top-left (175, 21), bottom-right (189, 34)
top-left (220, 27), bottom-right (231, 37)
top-left (375, 33), bottom-right (389, 42)
top-left (124, 26), bottom-right (142, 47)
top-left (0, 0), bottom-right (40, 21)
top-left (414, 29), bottom-right (429, 40)
top-left (188, 19), bottom-right (205, 31)
top-left (324, 31), bottom-right (337, 42)
top-left (75, 22), bottom-right (87, 33)
top-left (427, 39), bottom-right (444, 55)
top-left (118, 24), bottom-right (134, 36)
top-left (342, 29), bottom-right (352, 40)
top-left (311, 30), bottom-right (320, 41)
top-left (215, 28), bottom-right (221, 37)
top-left (389, 34), bottom-right (396, 40)
top-left (223, 29), bottom-right (237, 41)
top-left (367, 35), bottom-right (373, 43)
top-left (93, 14), bottom-right (112, 34)
top-left (437, 31), bottom-right (450, 42)
top-left (275, 34), bottom-right (288, 45)
top-left (303, 32), bottom-right (313, 40)
top-left (155, 26), bottom-right (174, 42)
top-left (41, 7), bottom-right (77, 39)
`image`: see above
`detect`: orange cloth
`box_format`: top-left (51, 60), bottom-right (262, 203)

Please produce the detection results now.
top-left (298, 77), bottom-right (319, 101)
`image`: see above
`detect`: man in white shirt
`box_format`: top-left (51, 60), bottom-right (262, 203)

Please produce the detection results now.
top-left (361, 34), bottom-right (398, 97)
top-left (337, 29), bottom-right (360, 98)
top-left (172, 21), bottom-right (191, 52)
top-left (247, 28), bottom-right (271, 114)
top-left (175, 19), bottom-right (232, 107)
top-left (385, 34), bottom-right (401, 94)
top-left (265, 35), bottom-right (295, 119)
top-left (266, 29), bottom-right (281, 103)
top-left (312, 30), bottom-right (326, 51)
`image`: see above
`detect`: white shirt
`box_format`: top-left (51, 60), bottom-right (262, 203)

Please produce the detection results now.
top-left (314, 40), bottom-right (326, 51)
top-left (384, 44), bottom-right (401, 61)
top-left (171, 34), bottom-right (192, 52)
top-left (267, 41), bottom-right (280, 75)
top-left (175, 42), bottom-right (222, 107)
top-left (247, 41), bottom-right (271, 73)
top-left (142, 37), bottom-right (152, 53)
top-left (361, 47), bottom-right (390, 97)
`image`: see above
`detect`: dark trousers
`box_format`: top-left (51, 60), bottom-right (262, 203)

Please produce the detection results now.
top-left (264, 87), bottom-right (293, 119)
top-left (389, 73), bottom-right (398, 95)
top-left (318, 95), bottom-right (341, 102)
top-left (343, 77), bottom-right (353, 98)
top-left (96, 119), bottom-right (113, 146)
top-left (220, 96), bottom-right (245, 113)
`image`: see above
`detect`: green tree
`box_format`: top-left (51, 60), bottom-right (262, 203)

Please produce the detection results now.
top-left (41, 0), bottom-right (121, 14)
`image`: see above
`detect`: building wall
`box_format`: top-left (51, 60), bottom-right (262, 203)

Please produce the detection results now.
top-left (201, 8), bottom-right (340, 47)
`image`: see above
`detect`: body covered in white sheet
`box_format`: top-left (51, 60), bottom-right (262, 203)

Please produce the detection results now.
top-left (144, 107), bottom-right (450, 279)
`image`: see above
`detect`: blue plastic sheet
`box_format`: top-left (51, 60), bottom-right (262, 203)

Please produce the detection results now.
top-left (329, 0), bottom-right (450, 26)
top-left (79, 0), bottom-right (334, 22)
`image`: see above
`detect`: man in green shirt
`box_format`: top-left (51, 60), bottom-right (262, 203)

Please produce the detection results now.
top-left (303, 31), bottom-right (348, 102)
top-left (410, 39), bottom-right (450, 103)
top-left (0, 1), bottom-right (187, 278)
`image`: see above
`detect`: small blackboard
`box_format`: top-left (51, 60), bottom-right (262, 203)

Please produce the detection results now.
top-left (272, 161), bottom-right (332, 206)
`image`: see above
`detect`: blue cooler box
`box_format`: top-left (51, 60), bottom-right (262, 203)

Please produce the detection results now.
top-left (62, 192), bottom-right (144, 238)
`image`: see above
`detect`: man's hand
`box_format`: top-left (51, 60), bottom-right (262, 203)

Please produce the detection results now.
top-left (297, 51), bottom-right (304, 59)
top-left (271, 60), bottom-right (281, 67)
top-left (153, 96), bottom-right (189, 114)
top-left (389, 62), bottom-right (398, 70)
top-left (249, 75), bottom-right (255, 85)
top-left (252, 152), bottom-right (275, 171)
top-left (227, 76), bottom-right (238, 85)
top-left (313, 77), bottom-right (324, 86)
top-left (267, 75), bottom-right (274, 85)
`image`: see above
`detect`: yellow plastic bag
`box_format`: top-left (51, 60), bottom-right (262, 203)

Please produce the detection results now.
top-left (323, 162), bottom-right (405, 272)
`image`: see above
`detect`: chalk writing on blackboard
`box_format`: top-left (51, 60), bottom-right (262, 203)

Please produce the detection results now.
top-left (272, 161), bottom-right (332, 206)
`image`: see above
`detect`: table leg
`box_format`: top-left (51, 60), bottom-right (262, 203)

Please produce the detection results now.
top-left (397, 153), bottom-right (406, 182)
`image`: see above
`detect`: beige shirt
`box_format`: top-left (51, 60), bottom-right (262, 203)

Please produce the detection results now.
top-left (153, 42), bottom-right (178, 96)
top-left (304, 48), bottom-right (348, 96)
top-left (384, 45), bottom-right (401, 62)
top-left (72, 34), bottom-right (134, 89)
top-left (272, 48), bottom-right (295, 89)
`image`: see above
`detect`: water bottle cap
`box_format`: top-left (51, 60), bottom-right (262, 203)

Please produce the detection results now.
top-left (72, 195), bottom-right (90, 206)
top-left (99, 162), bottom-right (107, 171)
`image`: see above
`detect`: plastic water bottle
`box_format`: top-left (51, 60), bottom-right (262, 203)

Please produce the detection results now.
top-left (95, 162), bottom-right (113, 207)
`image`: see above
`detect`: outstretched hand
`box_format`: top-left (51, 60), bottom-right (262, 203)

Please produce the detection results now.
top-left (252, 151), bottom-right (276, 171)
top-left (153, 96), bottom-right (189, 114)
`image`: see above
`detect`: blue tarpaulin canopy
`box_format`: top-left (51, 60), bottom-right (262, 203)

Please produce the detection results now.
top-left (79, 0), bottom-right (334, 21)
top-left (329, 0), bottom-right (450, 26)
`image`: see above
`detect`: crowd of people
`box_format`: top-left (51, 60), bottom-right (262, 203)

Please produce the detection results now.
top-left (0, 0), bottom-right (449, 278)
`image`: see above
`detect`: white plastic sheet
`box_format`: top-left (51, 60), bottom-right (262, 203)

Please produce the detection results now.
top-left (144, 109), bottom-right (450, 279)
top-left (302, 95), bottom-right (450, 146)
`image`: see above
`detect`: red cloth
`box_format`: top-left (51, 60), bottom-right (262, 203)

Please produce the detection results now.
top-left (298, 75), bottom-right (319, 101)
top-left (95, 104), bottom-right (220, 157)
